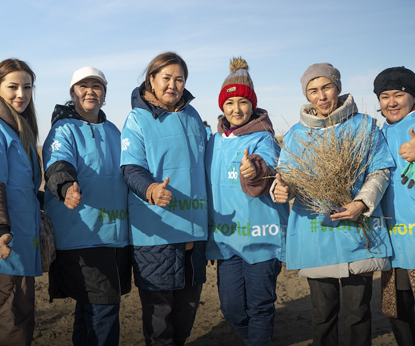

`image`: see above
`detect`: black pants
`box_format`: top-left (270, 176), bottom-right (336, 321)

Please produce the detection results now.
top-left (389, 289), bottom-right (415, 346)
top-left (307, 274), bottom-right (372, 346)
top-left (138, 252), bottom-right (202, 346)
top-left (0, 275), bottom-right (34, 346)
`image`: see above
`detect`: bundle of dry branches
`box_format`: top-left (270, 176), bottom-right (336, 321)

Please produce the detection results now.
top-left (277, 114), bottom-right (381, 251)
top-left (278, 114), bottom-right (375, 215)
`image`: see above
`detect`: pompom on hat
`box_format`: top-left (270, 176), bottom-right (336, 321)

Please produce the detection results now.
top-left (373, 67), bottom-right (415, 99)
top-left (218, 57), bottom-right (257, 111)
top-left (70, 66), bottom-right (107, 90)
top-left (300, 63), bottom-right (341, 97)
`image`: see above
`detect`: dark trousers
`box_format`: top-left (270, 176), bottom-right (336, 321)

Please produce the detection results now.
top-left (0, 274), bottom-right (34, 346)
top-left (138, 252), bottom-right (202, 346)
top-left (389, 289), bottom-right (415, 346)
top-left (307, 274), bottom-right (372, 346)
top-left (72, 301), bottom-right (120, 346)
top-left (217, 256), bottom-right (281, 346)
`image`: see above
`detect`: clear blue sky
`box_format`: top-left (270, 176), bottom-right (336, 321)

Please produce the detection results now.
top-left (2, 0), bottom-right (414, 143)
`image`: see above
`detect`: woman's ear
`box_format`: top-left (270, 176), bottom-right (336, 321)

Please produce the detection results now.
top-left (149, 75), bottom-right (154, 90)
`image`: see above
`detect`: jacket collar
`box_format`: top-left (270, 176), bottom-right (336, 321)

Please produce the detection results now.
top-left (217, 108), bottom-right (274, 137)
top-left (131, 82), bottom-right (195, 120)
top-left (51, 104), bottom-right (107, 126)
top-left (299, 94), bottom-right (358, 129)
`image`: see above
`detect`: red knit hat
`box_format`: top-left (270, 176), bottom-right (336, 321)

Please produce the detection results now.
top-left (218, 57), bottom-right (257, 111)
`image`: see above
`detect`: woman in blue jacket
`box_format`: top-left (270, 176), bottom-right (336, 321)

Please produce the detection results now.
top-left (374, 67), bottom-right (415, 345)
top-left (120, 52), bottom-right (207, 346)
top-left (205, 57), bottom-right (289, 346)
top-left (0, 58), bottom-right (42, 346)
top-left (42, 66), bottom-right (131, 346)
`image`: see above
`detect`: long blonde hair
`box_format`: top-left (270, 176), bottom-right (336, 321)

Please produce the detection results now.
top-left (0, 59), bottom-right (39, 161)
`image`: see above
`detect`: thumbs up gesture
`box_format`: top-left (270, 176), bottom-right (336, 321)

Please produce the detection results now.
top-left (240, 148), bottom-right (257, 180)
top-left (273, 173), bottom-right (291, 203)
top-left (399, 127), bottom-right (415, 162)
top-left (64, 181), bottom-right (82, 209)
top-left (152, 177), bottom-right (172, 207)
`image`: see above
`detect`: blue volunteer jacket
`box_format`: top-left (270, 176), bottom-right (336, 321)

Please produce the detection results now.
top-left (121, 94), bottom-right (208, 246)
top-left (382, 110), bottom-right (415, 270)
top-left (0, 119), bottom-right (42, 276)
top-left (282, 113), bottom-right (394, 270)
top-left (42, 107), bottom-right (128, 250)
top-left (205, 115), bottom-right (289, 264)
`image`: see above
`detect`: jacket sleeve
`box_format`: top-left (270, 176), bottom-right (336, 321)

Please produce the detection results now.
top-left (0, 182), bottom-right (11, 237)
top-left (354, 168), bottom-right (390, 217)
top-left (239, 154), bottom-right (274, 198)
top-left (121, 164), bottom-right (156, 201)
top-left (44, 160), bottom-right (78, 201)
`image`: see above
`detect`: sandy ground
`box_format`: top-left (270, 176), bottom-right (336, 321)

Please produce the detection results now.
top-left (32, 263), bottom-right (397, 346)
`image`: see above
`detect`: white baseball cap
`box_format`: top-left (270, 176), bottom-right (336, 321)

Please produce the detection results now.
top-left (70, 66), bottom-right (107, 89)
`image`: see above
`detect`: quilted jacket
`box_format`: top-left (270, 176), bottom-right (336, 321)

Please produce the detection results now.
top-left (132, 242), bottom-right (206, 290)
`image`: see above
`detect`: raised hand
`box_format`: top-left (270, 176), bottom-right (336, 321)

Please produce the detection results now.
top-left (273, 173), bottom-right (291, 203)
top-left (64, 182), bottom-right (82, 209)
top-left (152, 177), bottom-right (172, 207)
top-left (240, 148), bottom-right (257, 180)
top-left (399, 127), bottom-right (415, 162)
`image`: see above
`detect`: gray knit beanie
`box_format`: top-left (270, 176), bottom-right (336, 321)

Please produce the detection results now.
top-left (300, 63), bottom-right (341, 97)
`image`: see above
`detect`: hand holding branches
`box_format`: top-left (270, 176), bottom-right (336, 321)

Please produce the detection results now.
top-left (330, 200), bottom-right (366, 222)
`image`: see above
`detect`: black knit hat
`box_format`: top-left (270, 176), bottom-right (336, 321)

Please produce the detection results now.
top-left (373, 67), bottom-right (415, 99)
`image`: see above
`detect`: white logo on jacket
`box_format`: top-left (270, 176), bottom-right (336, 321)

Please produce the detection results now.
top-left (49, 140), bottom-right (61, 152)
top-left (122, 138), bottom-right (130, 151)
top-left (228, 166), bottom-right (239, 180)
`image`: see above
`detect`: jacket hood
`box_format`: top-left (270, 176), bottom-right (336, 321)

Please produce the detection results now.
top-left (299, 94), bottom-right (358, 129)
top-left (130, 82), bottom-right (195, 120)
top-left (217, 108), bottom-right (274, 137)
top-left (51, 104), bottom-right (107, 126)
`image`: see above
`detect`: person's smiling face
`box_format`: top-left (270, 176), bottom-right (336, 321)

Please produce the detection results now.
top-left (306, 77), bottom-right (340, 118)
top-left (379, 90), bottom-right (415, 124)
top-left (70, 78), bottom-right (106, 119)
top-left (223, 97), bottom-right (253, 127)
top-left (150, 64), bottom-right (185, 112)
top-left (0, 70), bottom-right (32, 113)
